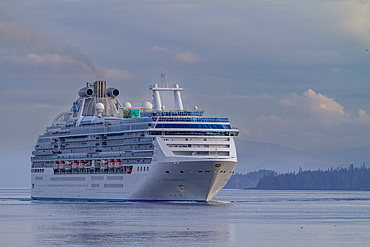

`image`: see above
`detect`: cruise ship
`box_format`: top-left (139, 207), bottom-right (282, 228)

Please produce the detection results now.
top-left (31, 76), bottom-right (239, 202)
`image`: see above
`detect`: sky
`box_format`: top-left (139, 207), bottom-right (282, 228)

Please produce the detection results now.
top-left (0, 0), bottom-right (369, 152)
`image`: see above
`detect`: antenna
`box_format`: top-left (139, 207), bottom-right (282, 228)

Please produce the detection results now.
top-left (161, 74), bottom-right (168, 88)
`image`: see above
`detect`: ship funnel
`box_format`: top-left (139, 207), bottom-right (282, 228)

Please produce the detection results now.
top-left (107, 88), bottom-right (120, 98)
top-left (94, 81), bottom-right (107, 98)
top-left (78, 87), bottom-right (94, 97)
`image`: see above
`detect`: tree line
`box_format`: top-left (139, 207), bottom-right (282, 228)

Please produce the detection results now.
top-left (255, 165), bottom-right (370, 190)
top-left (225, 169), bottom-right (277, 189)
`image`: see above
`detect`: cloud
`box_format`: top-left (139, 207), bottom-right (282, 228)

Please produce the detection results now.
top-left (0, 20), bottom-right (105, 78)
top-left (0, 88), bottom-right (73, 107)
top-left (103, 68), bottom-right (133, 80)
top-left (331, 1), bottom-right (370, 43)
top-left (2, 53), bottom-right (131, 80)
top-left (150, 46), bottom-right (170, 53)
top-left (358, 109), bottom-right (370, 123)
top-left (0, 21), bottom-right (45, 51)
top-left (279, 89), bottom-right (370, 125)
top-left (358, 109), bottom-right (367, 118)
top-left (174, 51), bottom-right (200, 63)
top-left (281, 89), bottom-right (346, 123)
top-left (236, 89), bottom-right (370, 149)
top-left (304, 89), bottom-right (344, 115)
top-left (3, 53), bottom-right (102, 77)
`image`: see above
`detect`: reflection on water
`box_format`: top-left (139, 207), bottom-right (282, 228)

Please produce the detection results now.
top-left (1, 189), bottom-right (370, 247)
top-left (28, 200), bottom-right (232, 246)
top-left (35, 221), bottom-right (230, 246)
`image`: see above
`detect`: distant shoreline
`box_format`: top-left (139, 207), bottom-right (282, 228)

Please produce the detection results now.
top-left (226, 165), bottom-right (370, 191)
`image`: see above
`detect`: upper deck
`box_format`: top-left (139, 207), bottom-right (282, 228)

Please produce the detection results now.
top-left (39, 76), bottom-right (238, 138)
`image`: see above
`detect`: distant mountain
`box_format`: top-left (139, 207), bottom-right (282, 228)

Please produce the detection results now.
top-left (235, 139), bottom-right (370, 173)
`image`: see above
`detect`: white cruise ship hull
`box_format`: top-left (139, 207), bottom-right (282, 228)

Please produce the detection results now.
top-left (31, 160), bottom-right (236, 202)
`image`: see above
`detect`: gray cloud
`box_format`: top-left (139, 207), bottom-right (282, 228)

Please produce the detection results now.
top-left (0, 20), bottom-right (104, 78)
top-left (0, 0), bottom-right (369, 151)
top-left (174, 51), bottom-right (200, 63)
top-left (235, 90), bottom-right (370, 149)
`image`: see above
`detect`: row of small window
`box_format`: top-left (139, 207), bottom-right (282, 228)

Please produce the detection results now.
top-left (149, 131), bottom-right (239, 136)
top-left (31, 169), bottom-right (45, 173)
top-left (167, 144), bottom-right (229, 148)
top-left (155, 124), bottom-right (231, 129)
top-left (149, 111), bottom-right (204, 117)
top-left (152, 116), bottom-right (228, 122)
top-left (91, 184), bottom-right (124, 188)
top-left (138, 166), bottom-right (149, 172)
top-left (165, 170), bottom-right (211, 174)
top-left (165, 170), bottom-right (234, 174)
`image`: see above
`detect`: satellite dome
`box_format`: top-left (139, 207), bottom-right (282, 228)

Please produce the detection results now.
top-left (123, 102), bottom-right (132, 108)
top-left (95, 103), bottom-right (105, 116)
top-left (141, 101), bottom-right (153, 112)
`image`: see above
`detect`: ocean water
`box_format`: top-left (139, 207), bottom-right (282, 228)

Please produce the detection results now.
top-left (0, 189), bottom-right (369, 247)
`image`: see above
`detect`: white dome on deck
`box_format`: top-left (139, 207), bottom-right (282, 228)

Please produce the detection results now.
top-left (123, 102), bottom-right (132, 108)
top-left (95, 103), bottom-right (105, 116)
top-left (141, 101), bottom-right (153, 112)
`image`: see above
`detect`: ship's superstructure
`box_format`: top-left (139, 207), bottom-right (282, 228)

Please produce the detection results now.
top-left (31, 76), bottom-right (239, 201)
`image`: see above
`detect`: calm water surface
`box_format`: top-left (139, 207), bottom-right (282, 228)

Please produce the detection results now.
top-left (0, 189), bottom-right (369, 247)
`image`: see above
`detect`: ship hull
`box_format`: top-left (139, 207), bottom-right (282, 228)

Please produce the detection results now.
top-left (31, 160), bottom-right (237, 202)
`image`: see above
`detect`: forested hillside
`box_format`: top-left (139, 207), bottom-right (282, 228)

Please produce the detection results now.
top-left (225, 170), bottom-right (277, 189)
top-left (256, 165), bottom-right (370, 190)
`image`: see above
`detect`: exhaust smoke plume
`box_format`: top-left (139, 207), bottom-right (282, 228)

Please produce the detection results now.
top-left (0, 21), bottom-right (105, 79)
